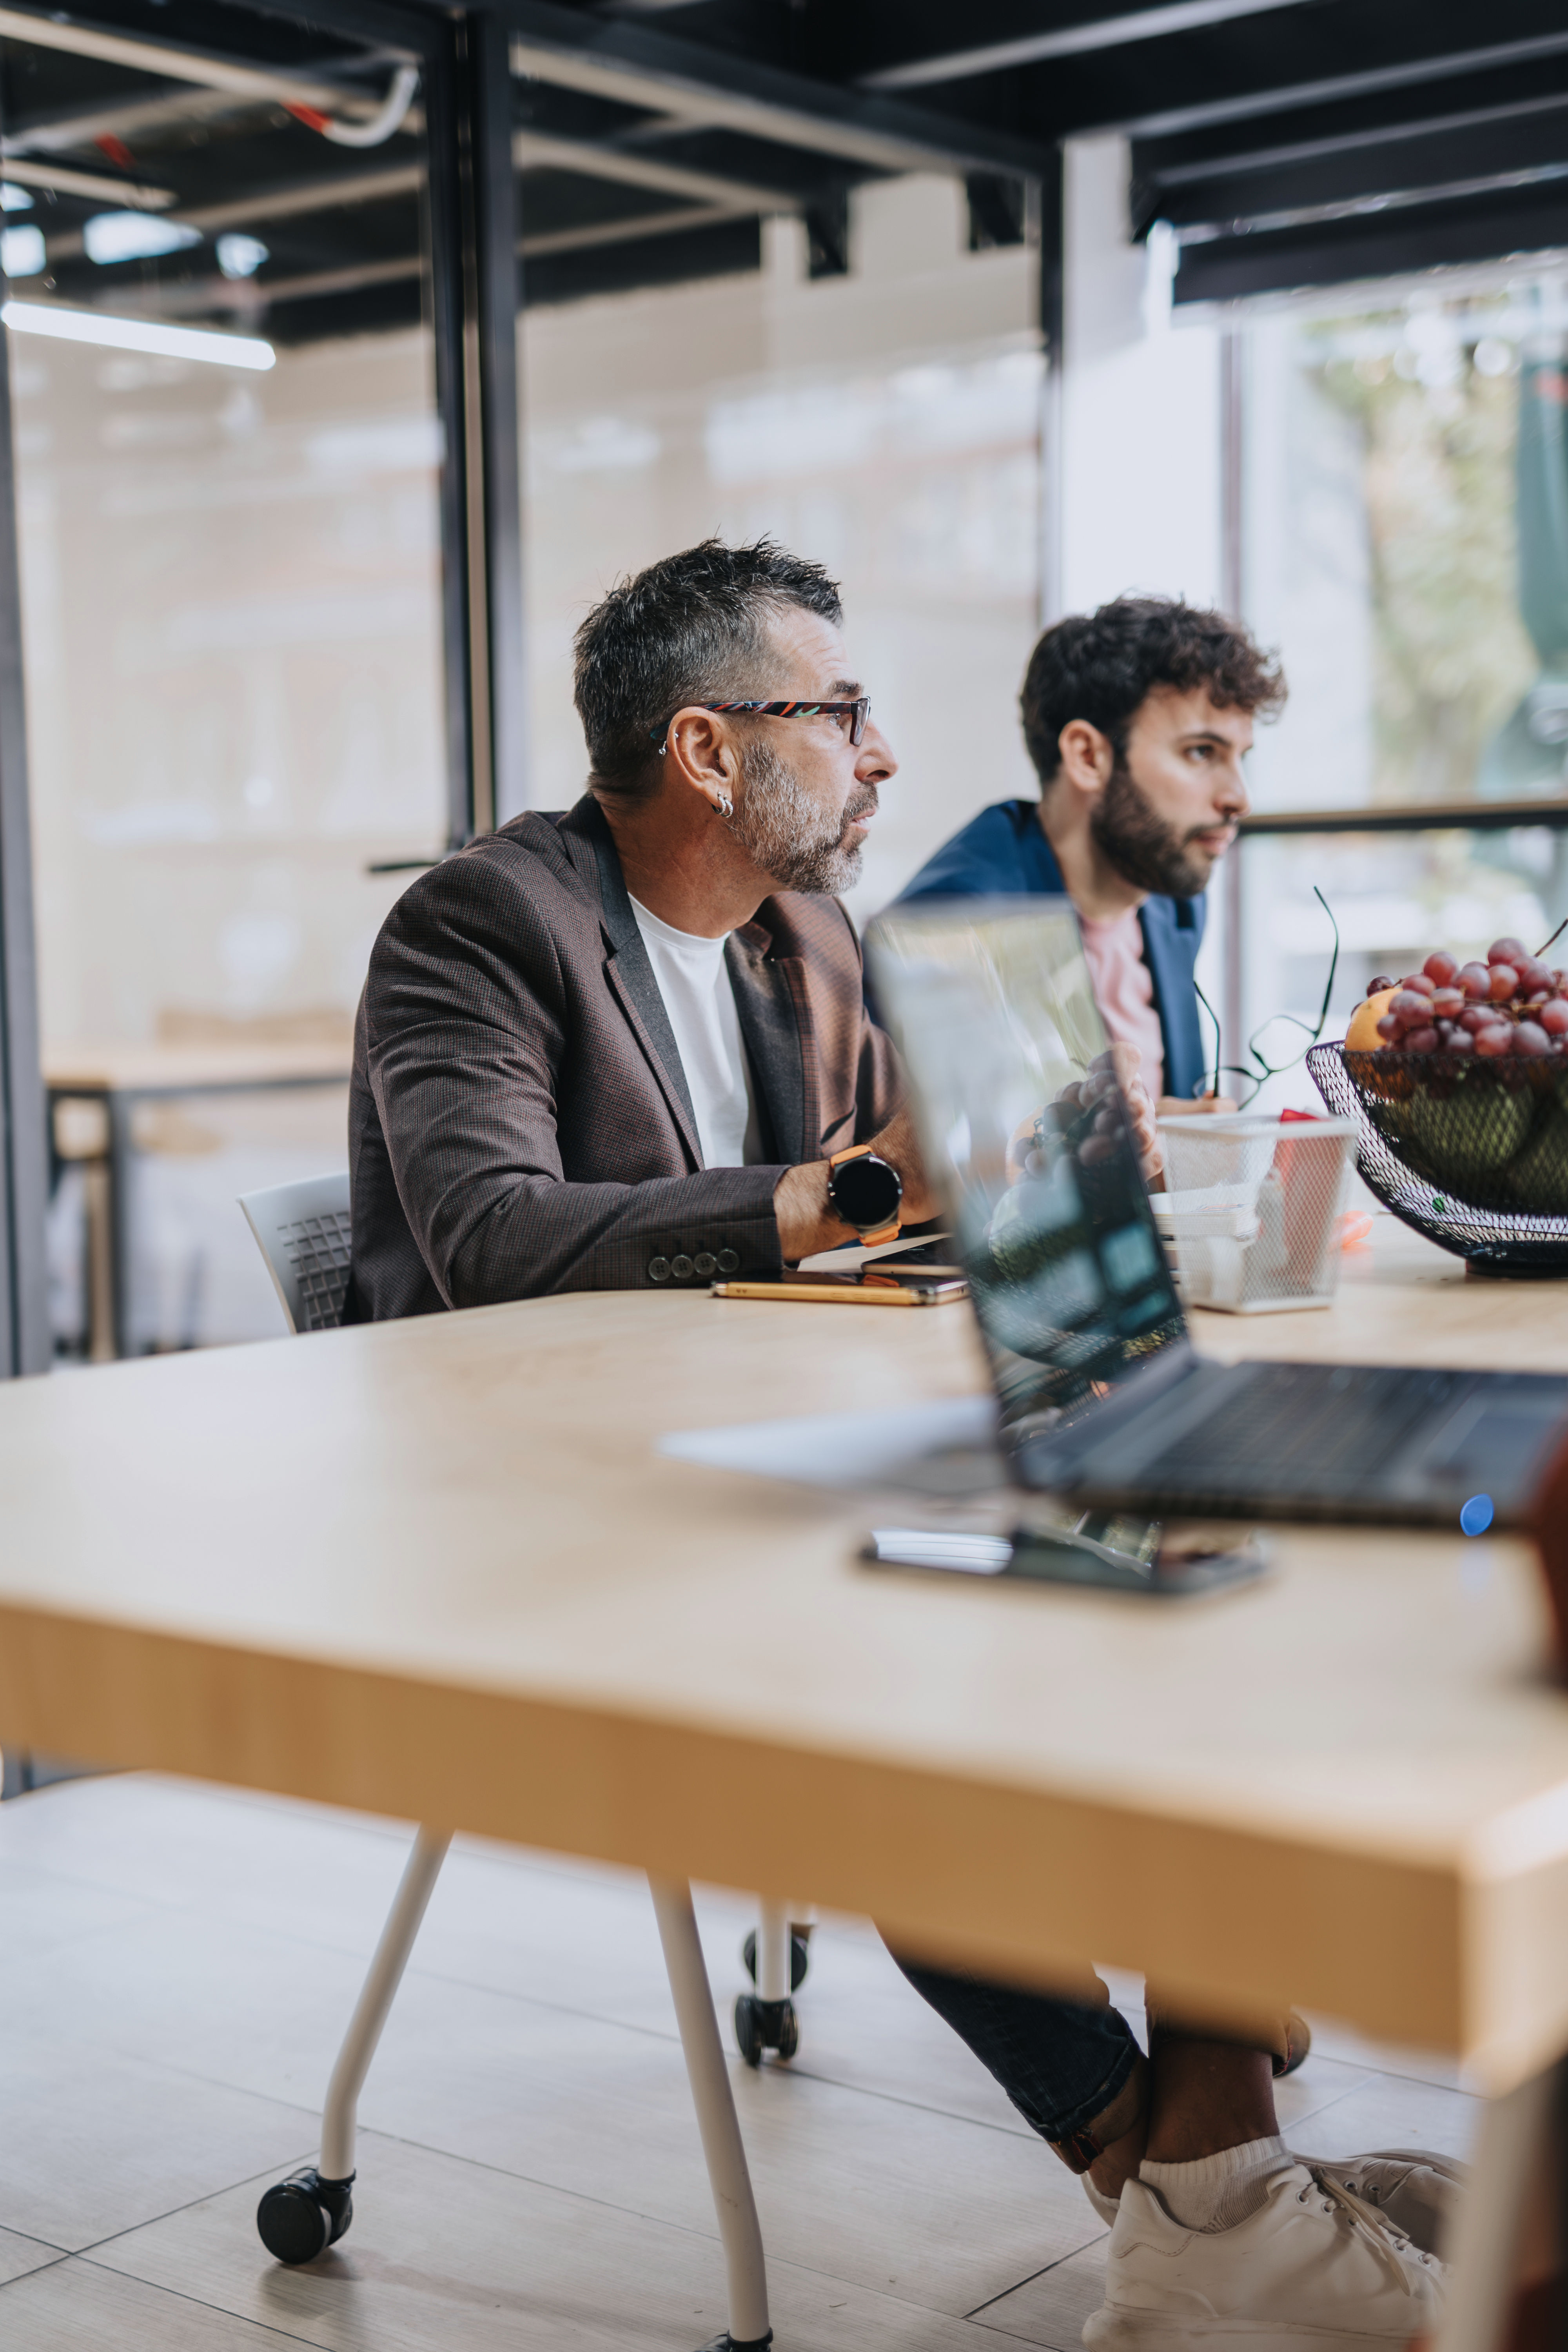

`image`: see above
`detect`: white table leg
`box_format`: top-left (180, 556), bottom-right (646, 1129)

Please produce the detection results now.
top-left (256, 1824), bottom-right (450, 2267)
top-left (1434, 2063), bottom-right (1556, 2352)
top-left (756, 1899), bottom-right (791, 2005)
top-left (320, 1825), bottom-right (451, 2179)
top-left (650, 1876), bottom-right (772, 2351)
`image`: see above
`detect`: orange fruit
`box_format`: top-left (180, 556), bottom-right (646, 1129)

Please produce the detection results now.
top-left (1344, 986), bottom-right (1397, 1052)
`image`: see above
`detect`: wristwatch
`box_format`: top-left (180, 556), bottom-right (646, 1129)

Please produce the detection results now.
top-left (827, 1142), bottom-right (903, 1244)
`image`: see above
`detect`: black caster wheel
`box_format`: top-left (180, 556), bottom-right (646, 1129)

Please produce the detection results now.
top-left (734, 1991), bottom-right (765, 2067)
top-left (695, 2333), bottom-right (773, 2350)
top-left (740, 1928), bottom-right (809, 1992)
top-left (733, 1991), bottom-right (799, 2066)
top-left (256, 2167), bottom-right (354, 2265)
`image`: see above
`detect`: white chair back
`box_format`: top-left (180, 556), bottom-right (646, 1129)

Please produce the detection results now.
top-left (238, 1171), bottom-right (352, 1336)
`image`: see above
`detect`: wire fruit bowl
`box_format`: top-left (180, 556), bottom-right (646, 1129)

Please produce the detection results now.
top-left (1306, 1042), bottom-right (1568, 1276)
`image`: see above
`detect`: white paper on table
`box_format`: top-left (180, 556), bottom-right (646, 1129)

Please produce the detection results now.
top-left (657, 1394), bottom-right (1000, 1494)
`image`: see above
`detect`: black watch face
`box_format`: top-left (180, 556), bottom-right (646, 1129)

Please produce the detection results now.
top-left (830, 1152), bottom-right (902, 1229)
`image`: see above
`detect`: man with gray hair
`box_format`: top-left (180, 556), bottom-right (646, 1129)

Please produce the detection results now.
top-left (346, 537), bottom-right (935, 1318)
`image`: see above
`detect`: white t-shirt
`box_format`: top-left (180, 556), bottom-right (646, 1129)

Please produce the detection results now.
top-left (628, 895), bottom-right (761, 1168)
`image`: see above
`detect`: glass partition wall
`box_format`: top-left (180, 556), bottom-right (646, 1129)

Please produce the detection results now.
top-left (510, 49), bottom-right (1048, 928)
top-left (0, 2), bottom-right (452, 1354)
top-left (1225, 261), bottom-right (1568, 1114)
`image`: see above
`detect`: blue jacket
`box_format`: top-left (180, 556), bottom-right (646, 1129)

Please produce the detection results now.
top-left (893, 798), bottom-right (1209, 1105)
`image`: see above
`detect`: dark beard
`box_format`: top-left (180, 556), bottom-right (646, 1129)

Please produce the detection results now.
top-left (1090, 759), bottom-right (1214, 899)
top-left (730, 737), bottom-right (875, 894)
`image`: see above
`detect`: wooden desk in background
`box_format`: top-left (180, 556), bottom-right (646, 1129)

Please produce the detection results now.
top-left (0, 1216), bottom-right (1564, 2348)
top-left (44, 1039), bottom-right (352, 1361)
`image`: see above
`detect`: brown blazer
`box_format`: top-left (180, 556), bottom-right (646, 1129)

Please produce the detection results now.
top-left (347, 795), bottom-right (905, 1319)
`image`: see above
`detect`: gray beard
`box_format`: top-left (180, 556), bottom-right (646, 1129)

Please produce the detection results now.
top-left (1091, 759), bottom-right (1214, 900)
top-left (731, 737), bottom-right (872, 895)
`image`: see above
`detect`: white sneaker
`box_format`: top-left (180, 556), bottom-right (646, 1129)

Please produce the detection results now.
top-left (1082, 2147), bottom-right (1466, 2258)
top-left (1297, 2149), bottom-right (1465, 2260)
top-left (1082, 2160), bottom-right (1445, 2351)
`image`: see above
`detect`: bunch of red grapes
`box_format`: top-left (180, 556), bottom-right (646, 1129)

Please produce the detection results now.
top-left (1372, 937), bottom-right (1568, 1057)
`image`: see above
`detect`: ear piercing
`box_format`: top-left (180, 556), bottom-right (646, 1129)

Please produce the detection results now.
top-left (714, 788), bottom-right (733, 819)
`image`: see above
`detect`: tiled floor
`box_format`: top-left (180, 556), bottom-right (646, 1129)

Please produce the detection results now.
top-left (0, 1774), bottom-right (1480, 2348)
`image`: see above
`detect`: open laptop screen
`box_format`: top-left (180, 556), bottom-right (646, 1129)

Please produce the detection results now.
top-left (866, 897), bottom-right (1185, 1437)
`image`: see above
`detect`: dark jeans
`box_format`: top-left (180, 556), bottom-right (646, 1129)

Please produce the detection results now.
top-left (893, 1950), bottom-right (1140, 2149)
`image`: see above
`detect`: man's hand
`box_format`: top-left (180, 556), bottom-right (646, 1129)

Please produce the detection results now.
top-left (1093, 1043), bottom-right (1161, 1187)
top-left (773, 1102), bottom-right (937, 1263)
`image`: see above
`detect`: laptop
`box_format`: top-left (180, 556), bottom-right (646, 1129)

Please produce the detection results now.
top-left (864, 898), bottom-right (1568, 1529)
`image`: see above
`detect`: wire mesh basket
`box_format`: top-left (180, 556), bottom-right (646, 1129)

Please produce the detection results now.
top-left (1156, 1112), bottom-right (1356, 1312)
top-left (1307, 1042), bottom-right (1568, 1275)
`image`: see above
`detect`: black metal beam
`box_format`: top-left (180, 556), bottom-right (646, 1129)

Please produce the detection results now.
top-left (1110, 15), bottom-right (1568, 144)
top-left (471, 6), bottom-right (526, 829)
top-left (522, 209), bottom-right (760, 303)
top-left (1173, 174), bottom-right (1568, 301)
top-left (1143, 95), bottom-right (1568, 236)
top-left (857, 0), bottom-right (1331, 94)
top-left (423, 8), bottom-right (524, 845)
top-left (499, 0), bottom-right (1052, 180)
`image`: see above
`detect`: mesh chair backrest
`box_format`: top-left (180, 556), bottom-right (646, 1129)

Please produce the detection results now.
top-left (238, 1171), bottom-right (352, 1336)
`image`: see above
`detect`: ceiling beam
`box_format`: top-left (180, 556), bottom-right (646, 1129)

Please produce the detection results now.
top-left (40, 161), bottom-right (423, 260)
top-left (1143, 85), bottom-right (1568, 196)
top-left (5, 85), bottom-right (274, 160)
top-left (861, 0), bottom-right (1326, 93)
top-left (501, 0), bottom-right (1049, 179)
top-left (1117, 26), bottom-right (1568, 142)
top-left (50, 199), bottom-right (755, 321)
top-left (0, 6), bottom-right (408, 117)
top-left (0, 154), bottom-right (174, 207)
top-left (1177, 157), bottom-right (1568, 247)
top-left (513, 127), bottom-right (800, 210)
top-left (521, 200), bottom-right (738, 256)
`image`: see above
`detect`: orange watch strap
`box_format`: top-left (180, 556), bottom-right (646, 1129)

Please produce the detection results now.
top-left (830, 1142), bottom-right (873, 1168)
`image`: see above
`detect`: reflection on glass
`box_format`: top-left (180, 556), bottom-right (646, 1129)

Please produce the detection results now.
top-left (2, 3), bottom-right (447, 1351)
top-left (519, 179), bottom-right (1045, 924)
top-left (867, 900), bottom-right (1183, 1432)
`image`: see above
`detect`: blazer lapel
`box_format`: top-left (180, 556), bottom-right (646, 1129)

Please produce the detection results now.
top-left (561, 798), bottom-right (704, 1166)
top-left (728, 926), bottom-right (811, 1167)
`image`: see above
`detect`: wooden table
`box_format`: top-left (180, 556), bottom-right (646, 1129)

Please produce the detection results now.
top-left (44, 1039), bottom-right (351, 1361)
top-left (0, 1214), bottom-right (1562, 2347)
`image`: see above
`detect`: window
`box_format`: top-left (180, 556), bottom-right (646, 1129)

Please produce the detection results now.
top-left (1229, 265), bottom-right (1568, 1110)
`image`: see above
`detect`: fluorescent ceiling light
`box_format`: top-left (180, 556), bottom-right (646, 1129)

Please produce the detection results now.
top-left (2, 300), bottom-right (274, 370)
top-left (84, 209), bottom-right (201, 265)
top-left (1, 226), bottom-right (44, 277)
top-left (0, 183), bottom-right (32, 211)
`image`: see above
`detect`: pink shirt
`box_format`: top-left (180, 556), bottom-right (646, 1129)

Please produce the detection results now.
top-left (1078, 908), bottom-right (1165, 1104)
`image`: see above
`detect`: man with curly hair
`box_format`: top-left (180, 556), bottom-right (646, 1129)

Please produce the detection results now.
top-left (897, 595), bottom-right (1287, 1110)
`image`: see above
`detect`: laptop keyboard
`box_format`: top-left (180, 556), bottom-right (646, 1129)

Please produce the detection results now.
top-left (1133, 1362), bottom-right (1480, 1495)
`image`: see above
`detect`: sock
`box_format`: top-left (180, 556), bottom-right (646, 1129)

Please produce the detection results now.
top-left (1138, 2134), bottom-right (1290, 2232)
top-left (1082, 2174), bottom-right (1120, 2227)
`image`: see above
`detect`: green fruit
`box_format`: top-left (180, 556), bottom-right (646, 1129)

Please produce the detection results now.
top-left (1359, 1064), bottom-right (1535, 1198)
top-left (1507, 1102), bottom-right (1568, 1211)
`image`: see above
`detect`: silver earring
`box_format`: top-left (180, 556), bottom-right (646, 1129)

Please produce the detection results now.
top-left (714, 788), bottom-right (733, 819)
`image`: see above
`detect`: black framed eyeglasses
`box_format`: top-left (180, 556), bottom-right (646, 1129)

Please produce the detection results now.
top-left (648, 697), bottom-right (870, 751)
top-left (1192, 886), bottom-right (1341, 1108)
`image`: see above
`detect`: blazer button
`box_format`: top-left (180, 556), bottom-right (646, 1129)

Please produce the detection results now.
top-left (670, 1254), bottom-right (695, 1280)
top-left (693, 1251), bottom-right (717, 1278)
top-left (716, 1248), bottom-right (740, 1274)
top-left (648, 1256), bottom-right (671, 1282)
